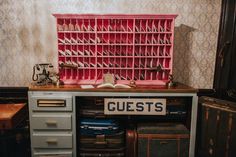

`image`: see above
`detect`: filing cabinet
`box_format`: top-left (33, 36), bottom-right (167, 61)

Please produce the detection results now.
top-left (28, 92), bottom-right (75, 157)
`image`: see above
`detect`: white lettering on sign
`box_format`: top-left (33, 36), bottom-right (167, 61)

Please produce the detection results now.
top-left (104, 98), bottom-right (166, 115)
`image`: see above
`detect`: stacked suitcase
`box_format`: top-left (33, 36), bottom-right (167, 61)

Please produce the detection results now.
top-left (198, 96), bottom-right (236, 157)
top-left (77, 97), bottom-right (125, 157)
top-left (77, 97), bottom-right (190, 157)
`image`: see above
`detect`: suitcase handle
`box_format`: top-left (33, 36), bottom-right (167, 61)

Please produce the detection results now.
top-left (94, 141), bottom-right (108, 145)
top-left (95, 135), bottom-right (107, 146)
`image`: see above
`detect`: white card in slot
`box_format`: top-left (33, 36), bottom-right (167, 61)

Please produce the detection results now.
top-left (121, 25), bottom-right (126, 31)
top-left (84, 38), bottom-right (89, 43)
top-left (98, 26), bottom-right (103, 31)
top-left (152, 37), bottom-right (157, 44)
top-left (78, 50), bottom-right (84, 56)
top-left (72, 50), bottom-right (78, 55)
top-left (147, 25), bottom-right (152, 32)
top-left (63, 24), bottom-right (69, 31)
top-left (166, 39), bottom-right (171, 44)
top-left (58, 38), bottom-right (65, 43)
top-left (71, 61), bottom-right (78, 66)
top-left (115, 75), bottom-right (121, 80)
top-left (65, 50), bottom-right (72, 56)
top-left (81, 24), bottom-right (87, 31)
top-left (128, 26), bottom-right (133, 32)
top-left (84, 62), bottom-right (89, 67)
top-left (78, 61), bottom-right (84, 67)
top-left (96, 37), bottom-right (101, 43)
top-left (90, 63), bottom-right (95, 67)
top-left (140, 74), bottom-right (145, 80)
top-left (108, 25), bottom-right (112, 31)
top-left (87, 25), bottom-right (92, 31)
top-left (141, 26), bottom-right (146, 32)
top-left (120, 75), bottom-right (126, 80)
top-left (84, 50), bottom-right (90, 56)
top-left (103, 51), bottom-right (108, 56)
top-left (75, 24), bottom-right (80, 31)
top-left (153, 25), bottom-right (158, 32)
top-left (97, 51), bottom-right (102, 56)
top-left (68, 24), bottom-right (74, 31)
top-left (66, 60), bottom-right (72, 65)
top-left (97, 62), bottom-right (102, 67)
top-left (57, 24), bottom-right (63, 31)
top-left (103, 62), bottom-right (108, 67)
top-left (150, 59), bottom-right (153, 68)
top-left (114, 63), bottom-right (119, 67)
top-left (77, 38), bottom-right (83, 43)
top-left (90, 38), bottom-right (96, 43)
top-left (159, 39), bottom-right (164, 44)
top-left (71, 38), bottom-right (77, 43)
top-left (109, 62), bottom-right (113, 67)
top-left (59, 50), bottom-right (66, 56)
top-left (160, 26), bottom-right (165, 32)
top-left (65, 37), bottom-right (71, 43)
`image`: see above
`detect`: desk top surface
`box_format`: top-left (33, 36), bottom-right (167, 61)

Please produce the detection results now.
top-left (29, 83), bottom-right (197, 93)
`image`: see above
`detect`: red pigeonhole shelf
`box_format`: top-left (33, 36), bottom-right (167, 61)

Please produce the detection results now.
top-left (54, 14), bottom-right (177, 85)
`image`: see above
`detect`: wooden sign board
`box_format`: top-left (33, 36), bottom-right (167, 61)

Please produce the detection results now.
top-left (104, 98), bottom-right (166, 115)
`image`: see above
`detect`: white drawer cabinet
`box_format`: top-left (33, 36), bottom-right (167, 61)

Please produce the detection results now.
top-left (29, 91), bottom-right (76, 157)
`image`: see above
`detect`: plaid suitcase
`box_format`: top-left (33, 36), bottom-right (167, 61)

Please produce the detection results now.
top-left (137, 123), bottom-right (190, 157)
top-left (198, 96), bottom-right (236, 157)
top-left (79, 118), bottom-right (122, 135)
top-left (80, 131), bottom-right (125, 149)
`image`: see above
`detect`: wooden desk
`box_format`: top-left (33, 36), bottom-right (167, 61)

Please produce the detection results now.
top-left (28, 83), bottom-right (198, 157)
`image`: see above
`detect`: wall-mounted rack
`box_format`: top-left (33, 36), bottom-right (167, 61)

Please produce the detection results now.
top-left (54, 14), bottom-right (177, 85)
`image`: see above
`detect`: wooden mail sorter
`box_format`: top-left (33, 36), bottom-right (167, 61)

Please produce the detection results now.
top-left (54, 14), bottom-right (177, 85)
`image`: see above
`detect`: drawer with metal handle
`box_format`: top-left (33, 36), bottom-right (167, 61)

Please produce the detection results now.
top-left (31, 114), bottom-right (72, 130)
top-left (32, 134), bottom-right (72, 148)
top-left (30, 96), bottom-right (72, 111)
top-left (33, 152), bottom-right (72, 157)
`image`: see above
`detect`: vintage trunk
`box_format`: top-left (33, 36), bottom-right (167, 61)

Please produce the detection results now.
top-left (79, 118), bottom-right (122, 135)
top-left (137, 123), bottom-right (190, 157)
top-left (0, 103), bottom-right (27, 129)
top-left (80, 131), bottom-right (125, 149)
top-left (79, 148), bottom-right (125, 157)
top-left (199, 96), bottom-right (236, 157)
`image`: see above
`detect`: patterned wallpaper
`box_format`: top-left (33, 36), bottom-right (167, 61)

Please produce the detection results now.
top-left (0, 0), bottom-right (221, 88)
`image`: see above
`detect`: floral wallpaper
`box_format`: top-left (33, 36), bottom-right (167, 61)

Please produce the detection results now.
top-left (0, 0), bottom-right (221, 88)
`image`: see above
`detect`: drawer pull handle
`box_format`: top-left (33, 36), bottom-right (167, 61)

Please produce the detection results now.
top-left (46, 139), bottom-right (58, 145)
top-left (38, 99), bottom-right (66, 107)
top-left (46, 121), bottom-right (57, 126)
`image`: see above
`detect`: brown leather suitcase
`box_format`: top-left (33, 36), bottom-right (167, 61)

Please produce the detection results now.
top-left (0, 103), bottom-right (27, 129)
top-left (79, 147), bottom-right (125, 157)
top-left (80, 131), bottom-right (125, 149)
top-left (198, 96), bottom-right (236, 157)
top-left (137, 123), bottom-right (190, 157)
top-left (126, 127), bottom-right (137, 157)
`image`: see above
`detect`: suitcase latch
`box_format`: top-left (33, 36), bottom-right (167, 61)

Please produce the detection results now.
top-left (95, 135), bottom-right (107, 145)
